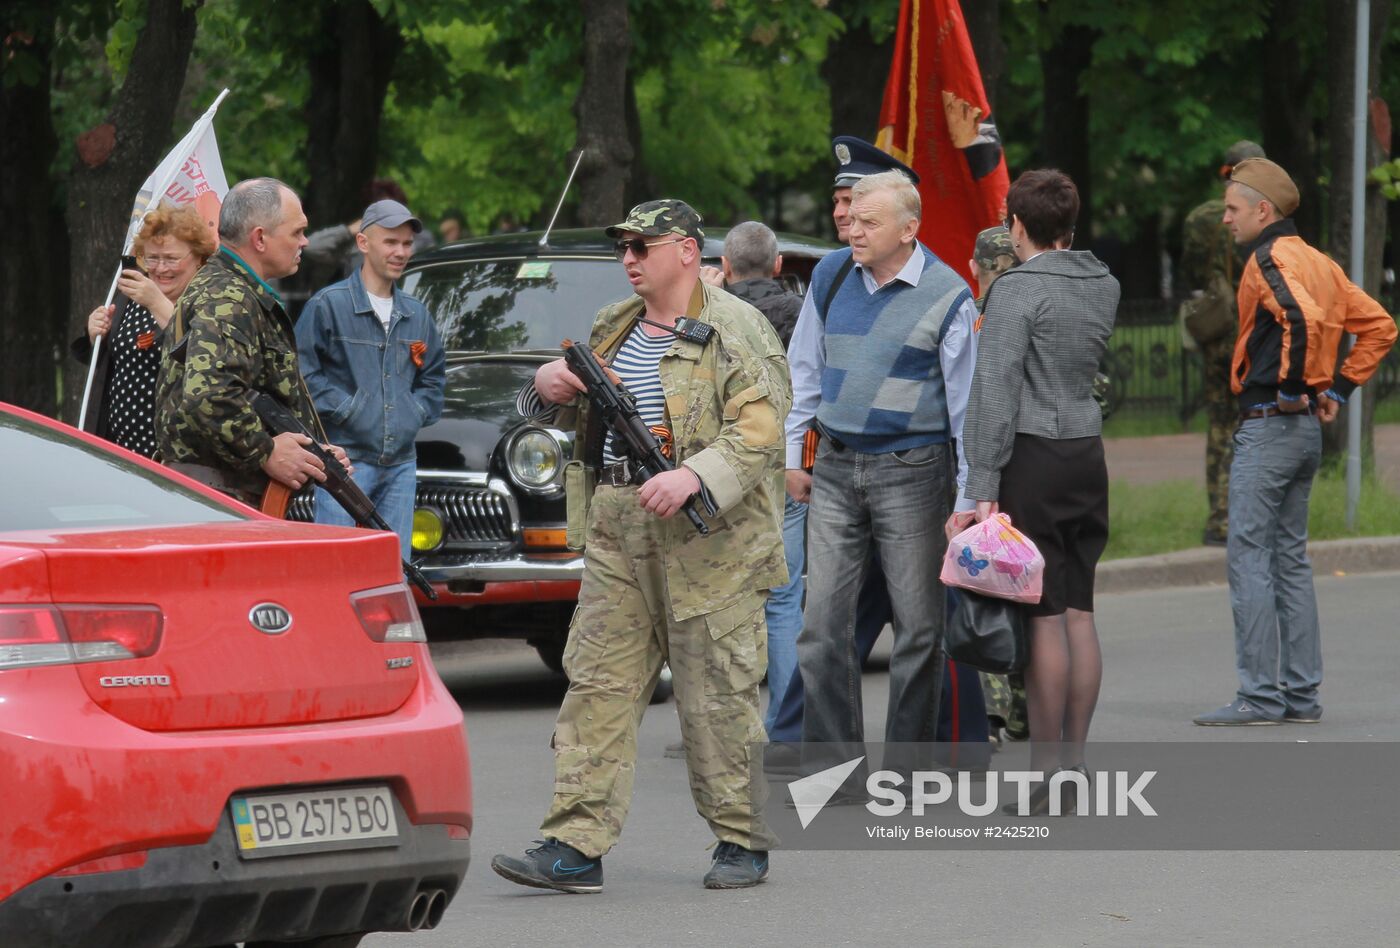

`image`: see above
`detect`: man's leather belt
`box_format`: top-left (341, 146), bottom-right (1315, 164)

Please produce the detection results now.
top-left (599, 459), bottom-right (637, 487)
top-left (1240, 403), bottom-right (1314, 421)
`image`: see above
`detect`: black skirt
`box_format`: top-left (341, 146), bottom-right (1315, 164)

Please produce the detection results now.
top-left (997, 433), bottom-right (1108, 617)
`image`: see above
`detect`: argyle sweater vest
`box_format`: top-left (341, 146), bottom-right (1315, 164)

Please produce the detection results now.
top-left (810, 245), bottom-right (971, 454)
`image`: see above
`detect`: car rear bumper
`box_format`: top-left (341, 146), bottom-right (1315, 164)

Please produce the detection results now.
top-left (0, 807), bottom-right (468, 947)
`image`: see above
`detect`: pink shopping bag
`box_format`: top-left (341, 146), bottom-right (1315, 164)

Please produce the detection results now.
top-left (940, 512), bottom-right (1044, 604)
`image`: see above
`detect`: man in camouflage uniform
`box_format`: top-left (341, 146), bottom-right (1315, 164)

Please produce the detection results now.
top-left (1181, 141), bottom-right (1266, 545)
top-left (970, 223), bottom-right (1017, 313)
top-left (157, 177), bottom-right (338, 505)
top-left (491, 199), bottom-right (791, 893)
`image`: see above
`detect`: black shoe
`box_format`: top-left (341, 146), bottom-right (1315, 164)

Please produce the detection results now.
top-left (703, 841), bottom-right (769, 889)
top-left (1203, 530), bottom-right (1228, 547)
top-left (491, 838), bottom-right (603, 894)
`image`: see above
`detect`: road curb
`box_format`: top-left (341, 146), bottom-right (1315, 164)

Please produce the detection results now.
top-left (1097, 536), bottom-right (1400, 593)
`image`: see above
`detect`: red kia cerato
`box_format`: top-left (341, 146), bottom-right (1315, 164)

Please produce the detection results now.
top-left (0, 403), bottom-right (471, 948)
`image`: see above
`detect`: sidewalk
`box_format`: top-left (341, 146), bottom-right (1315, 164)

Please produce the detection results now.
top-left (1103, 421), bottom-right (1400, 490)
top-left (1099, 422), bottom-right (1400, 590)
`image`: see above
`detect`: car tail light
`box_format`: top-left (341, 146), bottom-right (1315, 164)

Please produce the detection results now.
top-left (351, 585), bottom-right (427, 643)
top-left (0, 604), bottom-right (162, 670)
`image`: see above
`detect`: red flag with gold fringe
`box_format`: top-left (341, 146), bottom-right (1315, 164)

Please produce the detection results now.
top-left (876, 0), bottom-right (1010, 287)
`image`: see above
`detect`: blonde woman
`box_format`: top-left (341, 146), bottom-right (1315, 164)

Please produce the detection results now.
top-left (73, 204), bottom-right (216, 457)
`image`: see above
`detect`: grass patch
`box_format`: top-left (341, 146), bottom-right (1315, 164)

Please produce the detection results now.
top-left (1104, 469), bottom-right (1400, 560)
top-left (1102, 411), bottom-right (1206, 439)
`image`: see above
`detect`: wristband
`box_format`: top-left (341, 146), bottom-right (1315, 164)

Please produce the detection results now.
top-left (1323, 388), bottom-right (1346, 405)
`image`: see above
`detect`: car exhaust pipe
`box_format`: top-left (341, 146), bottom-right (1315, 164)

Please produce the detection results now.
top-left (406, 891), bottom-right (431, 932)
top-left (424, 888), bottom-right (448, 930)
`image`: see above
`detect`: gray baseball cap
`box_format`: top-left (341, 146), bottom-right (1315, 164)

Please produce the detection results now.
top-left (361, 199), bottom-right (422, 233)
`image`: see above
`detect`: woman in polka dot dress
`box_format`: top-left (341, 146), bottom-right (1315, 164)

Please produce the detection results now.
top-left (72, 204), bottom-right (216, 458)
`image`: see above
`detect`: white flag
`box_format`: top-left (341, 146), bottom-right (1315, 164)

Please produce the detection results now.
top-left (122, 87), bottom-right (232, 251)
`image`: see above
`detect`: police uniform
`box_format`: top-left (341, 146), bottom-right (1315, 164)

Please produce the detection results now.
top-left (494, 201), bottom-right (791, 891)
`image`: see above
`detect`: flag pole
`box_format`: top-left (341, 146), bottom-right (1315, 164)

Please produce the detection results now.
top-left (77, 88), bottom-right (230, 432)
top-left (1346, 0), bottom-right (1369, 529)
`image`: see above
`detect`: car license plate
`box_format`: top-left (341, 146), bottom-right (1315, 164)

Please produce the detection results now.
top-left (231, 786), bottom-right (399, 857)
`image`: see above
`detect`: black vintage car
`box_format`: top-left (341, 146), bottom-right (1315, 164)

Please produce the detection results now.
top-left (393, 227), bottom-right (837, 673)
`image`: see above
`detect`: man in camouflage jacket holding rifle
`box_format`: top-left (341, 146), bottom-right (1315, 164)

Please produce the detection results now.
top-left (156, 178), bottom-right (343, 506)
top-left (492, 199), bottom-right (791, 893)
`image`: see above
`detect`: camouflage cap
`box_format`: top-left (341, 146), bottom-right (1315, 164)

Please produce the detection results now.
top-left (605, 199), bottom-right (705, 248)
top-left (973, 224), bottom-right (1017, 271)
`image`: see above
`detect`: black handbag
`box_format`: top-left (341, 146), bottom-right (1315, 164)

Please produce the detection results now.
top-left (944, 589), bottom-right (1029, 673)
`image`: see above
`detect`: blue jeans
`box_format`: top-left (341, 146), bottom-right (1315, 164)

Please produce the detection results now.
top-left (763, 497), bottom-right (807, 735)
top-left (314, 459), bottom-right (416, 561)
top-left (1227, 414), bottom-right (1322, 717)
top-left (798, 440), bottom-right (951, 744)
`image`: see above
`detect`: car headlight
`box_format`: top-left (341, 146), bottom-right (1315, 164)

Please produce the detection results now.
top-left (412, 507), bottom-right (445, 552)
top-left (506, 428), bottom-right (565, 493)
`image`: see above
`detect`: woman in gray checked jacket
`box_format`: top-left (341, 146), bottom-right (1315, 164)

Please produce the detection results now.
top-left (956, 169), bottom-right (1120, 814)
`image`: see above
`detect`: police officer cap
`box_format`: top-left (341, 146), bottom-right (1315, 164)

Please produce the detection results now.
top-left (1230, 158), bottom-right (1300, 217)
top-left (973, 225), bottom-right (1017, 271)
top-left (831, 136), bottom-right (920, 188)
top-left (605, 198), bottom-right (705, 249)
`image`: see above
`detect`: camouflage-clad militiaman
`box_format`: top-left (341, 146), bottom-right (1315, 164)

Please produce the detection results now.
top-left (537, 277), bottom-right (792, 859)
top-left (155, 248), bottom-right (320, 503)
top-left (1181, 198), bottom-right (1251, 544)
top-left (1181, 141), bottom-right (1264, 544)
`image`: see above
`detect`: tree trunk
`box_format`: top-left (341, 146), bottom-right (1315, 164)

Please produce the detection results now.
top-left (1323, 0), bottom-right (1392, 466)
top-left (822, 2), bottom-right (895, 140)
top-left (961, 0), bottom-right (1005, 113)
top-left (0, 7), bottom-right (64, 414)
top-left (62, 0), bottom-right (201, 423)
top-left (290, 0), bottom-right (404, 304)
top-left (573, 0), bottom-right (633, 226)
top-left (1260, 0), bottom-right (1324, 245)
top-left (1037, 14), bottom-right (1095, 241)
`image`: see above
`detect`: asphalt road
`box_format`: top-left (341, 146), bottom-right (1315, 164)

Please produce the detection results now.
top-left (366, 572), bottom-right (1400, 948)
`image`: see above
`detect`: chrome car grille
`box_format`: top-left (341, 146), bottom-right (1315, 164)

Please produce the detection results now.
top-left (285, 483), bottom-right (515, 547)
top-left (420, 484), bottom-right (515, 545)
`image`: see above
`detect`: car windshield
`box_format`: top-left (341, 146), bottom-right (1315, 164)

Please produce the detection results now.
top-left (403, 258), bottom-right (633, 352)
top-left (0, 413), bottom-right (245, 532)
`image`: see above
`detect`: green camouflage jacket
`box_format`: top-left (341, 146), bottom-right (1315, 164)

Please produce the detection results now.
top-left (155, 249), bottom-right (320, 498)
top-left (558, 281), bottom-right (792, 621)
top-left (1180, 199), bottom-right (1248, 291)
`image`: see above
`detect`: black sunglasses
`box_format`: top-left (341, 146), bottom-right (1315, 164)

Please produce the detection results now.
top-left (613, 237), bottom-right (685, 261)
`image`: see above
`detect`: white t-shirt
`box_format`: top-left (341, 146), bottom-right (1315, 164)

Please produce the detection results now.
top-left (368, 292), bottom-right (394, 331)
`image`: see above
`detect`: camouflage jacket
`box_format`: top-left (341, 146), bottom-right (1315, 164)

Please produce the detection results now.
top-left (155, 249), bottom-right (320, 498)
top-left (1180, 199), bottom-right (1248, 291)
top-left (558, 281), bottom-right (792, 622)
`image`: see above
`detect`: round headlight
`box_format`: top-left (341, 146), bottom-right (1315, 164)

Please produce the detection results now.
top-left (412, 507), bottom-right (445, 552)
top-left (508, 429), bottom-right (562, 490)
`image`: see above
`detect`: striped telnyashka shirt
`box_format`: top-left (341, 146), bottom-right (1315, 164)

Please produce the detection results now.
top-left (601, 326), bottom-right (672, 465)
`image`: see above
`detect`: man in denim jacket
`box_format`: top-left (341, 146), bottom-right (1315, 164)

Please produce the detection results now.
top-left (296, 199), bottom-right (445, 558)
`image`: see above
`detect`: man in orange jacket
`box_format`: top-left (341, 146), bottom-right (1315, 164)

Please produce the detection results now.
top-left (1194, 158), bottom-right (1397, 726)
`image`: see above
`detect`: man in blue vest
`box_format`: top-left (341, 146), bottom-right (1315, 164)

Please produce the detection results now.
top-left (787, 168), bottom-right (978, 779)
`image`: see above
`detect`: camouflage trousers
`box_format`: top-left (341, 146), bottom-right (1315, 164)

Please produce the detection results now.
top-left (1202, 338), bottom-right (1236, 541)
top-left (540, 485), bottom-right (774, 858)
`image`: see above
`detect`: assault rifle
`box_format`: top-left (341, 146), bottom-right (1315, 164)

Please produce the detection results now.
top-left (561, 340), bottom-right (710, 536)
top-left (252, 393), bottom-right (438, 600)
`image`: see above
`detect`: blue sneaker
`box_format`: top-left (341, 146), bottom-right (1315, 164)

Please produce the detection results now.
top-left (491, 838), bottom-right (603, 893)
top-left (703, 841), bottom-right (769, 889)
top-left (1193, 701), bottom-right (1282, 726)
